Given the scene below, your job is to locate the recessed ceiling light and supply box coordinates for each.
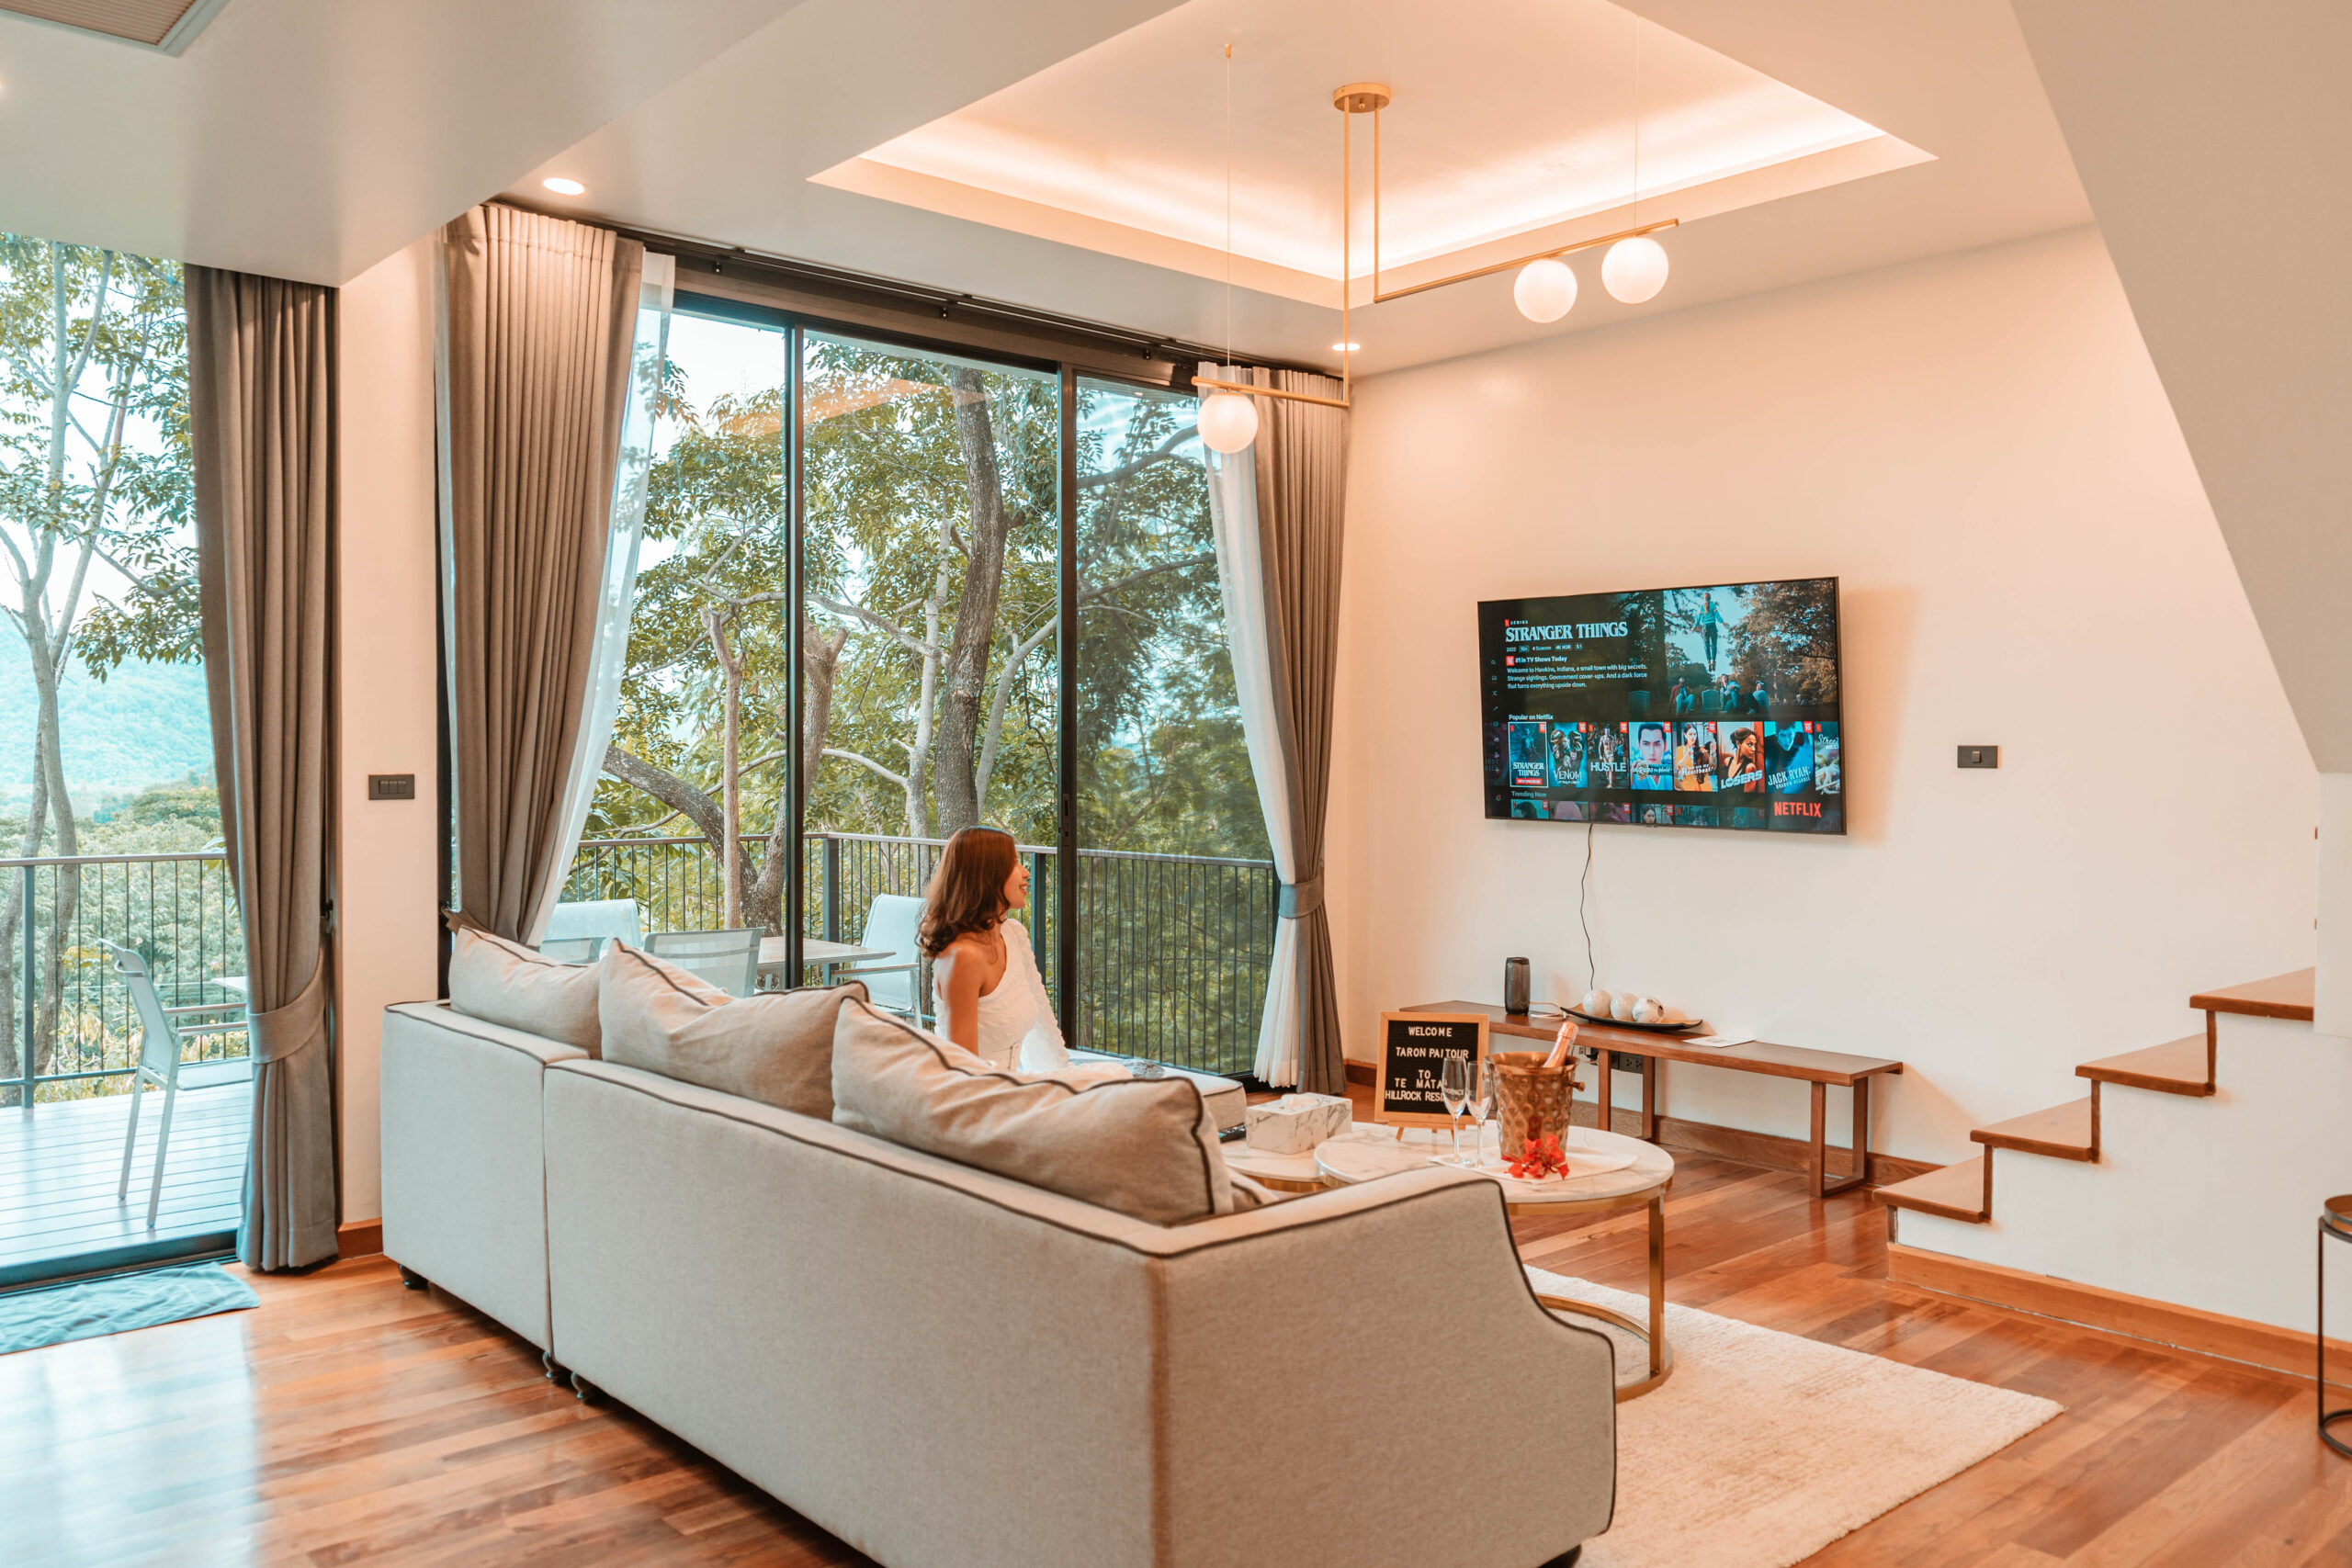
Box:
[542,177,586,197]
[1332,341,1362,352]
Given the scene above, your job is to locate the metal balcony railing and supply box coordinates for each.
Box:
[564,831,1277,1077]
[2,852,251,1108]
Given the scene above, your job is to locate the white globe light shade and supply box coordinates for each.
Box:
[1512,257,1578,322]
[1196,391,1259,454]
[1601,235,1670,304]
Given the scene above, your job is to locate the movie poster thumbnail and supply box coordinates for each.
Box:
[1589,723,1629,789]
[1638,804,1674,826]
[1550,800,1588,822]
[1716,722,1767,792]
[1813,723,1842,795]
[1629,721,1674,791]
[1507,720,1551,792]
[1547,722,1589,789]
[1674,721,1718,792]
[1765,722,1815,795]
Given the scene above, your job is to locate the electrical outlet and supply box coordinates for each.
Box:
[1957,745,1999,770]
[368,773,416,801]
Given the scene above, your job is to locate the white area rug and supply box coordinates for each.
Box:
[1526,1269,2061,1568]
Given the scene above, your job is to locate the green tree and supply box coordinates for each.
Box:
[588,333,1266,949]
[0,236,196,1087]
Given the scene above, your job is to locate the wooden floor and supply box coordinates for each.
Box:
[0,1077,247,1289]
[6,1150,2352,1565]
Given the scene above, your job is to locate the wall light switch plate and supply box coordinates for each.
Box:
[1957,746,1999,770]
[368,773,417,801]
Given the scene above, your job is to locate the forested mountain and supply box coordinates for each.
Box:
[0,648,211,808]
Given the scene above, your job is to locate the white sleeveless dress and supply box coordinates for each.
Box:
[934,918,1070,1073]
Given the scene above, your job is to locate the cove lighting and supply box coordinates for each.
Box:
[542,177,586,196]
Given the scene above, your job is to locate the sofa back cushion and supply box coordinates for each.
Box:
[830,998,1234,1224]
[447,927,603,1055]
[599,942,866,1120]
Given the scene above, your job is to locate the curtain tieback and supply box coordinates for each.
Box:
[248,955,328,1065]
[1278,874,1325,919]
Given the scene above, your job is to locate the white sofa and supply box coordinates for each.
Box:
[380,998,1618,1568]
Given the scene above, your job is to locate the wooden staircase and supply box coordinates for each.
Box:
[1873,970,2308,1225]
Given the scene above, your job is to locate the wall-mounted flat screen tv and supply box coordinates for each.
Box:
[1479,577,1844,834]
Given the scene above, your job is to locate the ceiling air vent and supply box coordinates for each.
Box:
[0,0,230,54]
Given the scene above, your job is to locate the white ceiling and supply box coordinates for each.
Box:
[817,0,1925,303]
[0,0,809,282]
[0,0,2093,378]
[514,0,2091,376]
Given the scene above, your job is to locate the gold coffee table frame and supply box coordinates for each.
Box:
[1513,1184,1673,1402]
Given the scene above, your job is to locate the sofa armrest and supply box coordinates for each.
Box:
[1153,1168,1617,1567]
[380,1000,578,1348]
[385,998,588,1066]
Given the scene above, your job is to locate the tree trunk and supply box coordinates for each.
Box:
[705,610,744,929]
[33,653,77,1080]
[741,615,848,937]
[933,367,1017,836]
[602,742,758,907]
[0,724,51,1100]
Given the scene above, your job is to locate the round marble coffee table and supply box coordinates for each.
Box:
[1317,1124,1677,1400]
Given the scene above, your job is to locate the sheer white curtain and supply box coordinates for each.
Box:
[1204,429,1304,1086]
[526,252,674,944]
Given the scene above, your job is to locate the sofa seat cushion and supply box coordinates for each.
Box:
[448,927,603,1055]
[831,999,1236,1225]
[599,942,867,1120]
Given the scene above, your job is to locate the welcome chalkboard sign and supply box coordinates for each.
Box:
[1374,1012,1491,1129]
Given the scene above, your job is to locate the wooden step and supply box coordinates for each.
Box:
[2077,1034,2214,1097]
[2189,968,2313,1021]
[1872,1156,1990,1223]
[1971,1097,2098,1161]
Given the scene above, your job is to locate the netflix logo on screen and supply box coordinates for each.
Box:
[1773,801,1821,818]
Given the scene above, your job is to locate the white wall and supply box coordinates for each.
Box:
[1329,227,2315,1165]
[335,235,441,1224]
[1903,1010,2352,1336]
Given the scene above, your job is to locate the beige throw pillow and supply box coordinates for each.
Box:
[830,998,1234,1224]
[598,942,867,1121]
[447,927,603,1055]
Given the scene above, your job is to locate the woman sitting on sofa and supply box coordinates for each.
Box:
[923,825,1070,1073]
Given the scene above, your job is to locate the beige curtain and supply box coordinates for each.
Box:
[188,268,340,1272]
[1202,367,1350,1094]
[439,206,646,939]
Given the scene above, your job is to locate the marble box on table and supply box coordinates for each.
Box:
[1243,1092,1352,1155]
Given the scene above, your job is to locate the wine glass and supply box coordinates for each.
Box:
[1464,1064,1497,1167]
[1440,1055,1471,1165]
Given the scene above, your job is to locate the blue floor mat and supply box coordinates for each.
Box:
[0,1262,258,1356]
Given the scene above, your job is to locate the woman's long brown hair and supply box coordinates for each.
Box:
[919,826,1019,958]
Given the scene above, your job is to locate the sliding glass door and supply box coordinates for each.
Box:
[797,333,1062,1008]
[1072,379,1272,1074]
[568,296,1272,1074]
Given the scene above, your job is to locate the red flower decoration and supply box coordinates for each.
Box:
[1508,1133,1569,1179]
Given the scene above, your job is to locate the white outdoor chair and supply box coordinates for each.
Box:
[543,898,641,950]
[837,894,927,1023]
[103,941,251,1229]
[645,928,763,998]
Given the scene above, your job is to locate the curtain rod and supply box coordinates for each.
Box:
[489,198,1327,389]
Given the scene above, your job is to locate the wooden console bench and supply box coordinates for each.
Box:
[1408,1001,1905,1199]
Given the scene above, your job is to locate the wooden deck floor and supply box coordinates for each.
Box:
[5,1148,2351,1564]
[0,1077,247,1289]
